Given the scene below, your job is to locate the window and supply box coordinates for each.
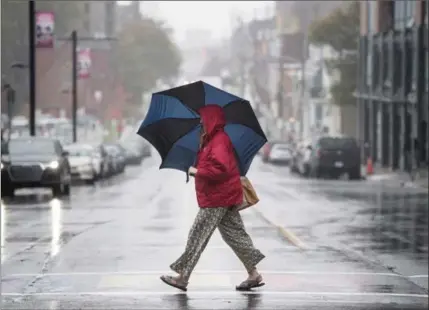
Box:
[425,49,429,92]
[366,45,373,87]
[425,0,428,25]
[392,43,402,90]
[366,1,378,33]
[382,41,389,84]
[393,1,415,30]
[373,45,381,88]
[318,137,358,150]
[404,41,413,95]
[9,139,55,156]
[83,3,90,33]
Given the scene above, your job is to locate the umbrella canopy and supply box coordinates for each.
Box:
[137,81,267,176]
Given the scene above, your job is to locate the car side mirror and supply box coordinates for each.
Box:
[62,150,69,156]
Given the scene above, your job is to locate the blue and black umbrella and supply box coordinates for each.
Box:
[137,81,267,176]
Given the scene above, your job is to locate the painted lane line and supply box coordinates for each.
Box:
[2,291,428,298]
[408,275,429,278]
[2,270,410,278]
[252,208,309,250]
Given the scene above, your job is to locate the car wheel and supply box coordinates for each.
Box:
[63,183,71,196]
[349,167,362,180]
[1,186,15,198]
[311,167,321,179]
[52,184,63,197]
[302,165,310,177]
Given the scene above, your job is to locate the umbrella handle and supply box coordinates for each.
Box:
[186,171,190,183]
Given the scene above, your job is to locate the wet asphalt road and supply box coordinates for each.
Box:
[1,155,428,309]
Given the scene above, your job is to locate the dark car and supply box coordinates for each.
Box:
[104,143,126,174]
[309,136,361,180]
[1,137,71,198]
[123,147,143,165]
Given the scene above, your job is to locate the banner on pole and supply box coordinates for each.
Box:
[77,48,91,79]
[35,12,54,48]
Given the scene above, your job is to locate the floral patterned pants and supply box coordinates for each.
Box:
[170,207,265,279]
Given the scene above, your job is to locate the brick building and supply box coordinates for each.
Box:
[356,0,428,171]
[28,1,129,121]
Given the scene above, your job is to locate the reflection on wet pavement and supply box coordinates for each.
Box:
[1,158,428,309]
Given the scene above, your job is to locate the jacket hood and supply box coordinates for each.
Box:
[199,105,226,139]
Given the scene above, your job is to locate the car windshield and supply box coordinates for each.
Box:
[319,137,358,149]
[66,146,94,157]
[9,139,56,155]
[105,145,119,155]
[273,144,290,151]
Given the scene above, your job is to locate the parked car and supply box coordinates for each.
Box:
[261,140,283,163]
[1,137,71,198]
[265,143,292,165]
[64,144,98,184]
[104,143,126,174]
[120,135,151,160]
[120,142,143,165]
[309,136,361,179]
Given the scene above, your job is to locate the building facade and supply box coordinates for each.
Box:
[356,0,428,171]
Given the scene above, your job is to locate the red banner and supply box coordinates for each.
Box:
[35,12,54,48]
[77,48,91,79]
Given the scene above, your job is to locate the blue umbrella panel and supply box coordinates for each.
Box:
[137,81,267,175]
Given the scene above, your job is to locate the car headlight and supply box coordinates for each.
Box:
[48,160,59,169]
[1,162,3,170]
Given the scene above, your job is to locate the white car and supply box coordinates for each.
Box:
[64,144,98,184]
[268,143,292,164]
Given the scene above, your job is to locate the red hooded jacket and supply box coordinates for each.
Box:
[195,105,243,208]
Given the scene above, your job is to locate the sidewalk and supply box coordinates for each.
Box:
[362,165,428,189]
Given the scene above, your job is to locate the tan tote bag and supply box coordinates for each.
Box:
[235,176,259,212]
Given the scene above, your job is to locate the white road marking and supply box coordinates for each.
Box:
[408,275,429,278]
[2,270,409,278]
[2,291,428,298]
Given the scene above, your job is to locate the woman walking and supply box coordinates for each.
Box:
[160,105,265,291]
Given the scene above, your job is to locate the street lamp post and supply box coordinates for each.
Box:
[57,32,116,143]
[28,0,36,136]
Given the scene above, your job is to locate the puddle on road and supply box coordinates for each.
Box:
[309,187,429,262]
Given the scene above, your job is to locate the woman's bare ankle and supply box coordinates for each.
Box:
[247,268,260,279]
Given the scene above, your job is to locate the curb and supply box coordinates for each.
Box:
[252,208,309,250]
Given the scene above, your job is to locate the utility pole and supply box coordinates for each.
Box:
[58,33,116,143]
[71,31,78,143]
[28,0,36,136]
[299,34,308,139]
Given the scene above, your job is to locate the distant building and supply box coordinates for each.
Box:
[30,1,128,121]
[116,1,141,33]
[355,0,428,170]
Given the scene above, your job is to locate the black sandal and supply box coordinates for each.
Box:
[160,275,188,292]
[235,275,265,291]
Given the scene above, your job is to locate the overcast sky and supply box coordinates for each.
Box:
[119,1,273,42]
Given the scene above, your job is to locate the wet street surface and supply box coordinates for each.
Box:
[1,156,428,309]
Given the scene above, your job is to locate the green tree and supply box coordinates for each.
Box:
[308,1,360,107]
[114,18,182,105]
